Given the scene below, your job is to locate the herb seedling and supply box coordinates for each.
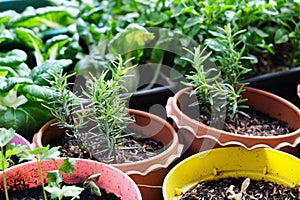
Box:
[0,128,27,200]
[81,55,136,163]
[182,24,251,125]
[20,145,101,200]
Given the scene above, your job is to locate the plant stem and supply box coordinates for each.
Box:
[36,159,48,200]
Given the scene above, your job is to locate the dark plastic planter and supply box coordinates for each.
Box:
[0,0,52,12]
[125,65,180,119]
[243,66,300,108]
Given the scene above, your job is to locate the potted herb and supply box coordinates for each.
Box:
[0,145,142,199]
[32,56,183,200]
[166,24,300,157]
[163,147,300,199]
[169,0,300,108]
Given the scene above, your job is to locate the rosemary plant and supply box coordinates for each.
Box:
[44,70,86,135]
[81,56,136,163]
[182,24,251,124]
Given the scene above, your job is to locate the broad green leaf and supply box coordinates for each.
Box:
[248,26,269,38]
[10,6,77,29]
[27,146,49,156]
[14,63,31,77]
[184,17,203,29]
[60,185,84,198]
[59,157,76,174]
[30,59,72,85]
[21,85,59,101]
[47,170,63,185]
[108,23,154,60]
[0,128,15,147]
[45,35,70,60]
[0,29,14,44]
[40,146,61,160]
[0,77,33,93]
[0,49,27,66]
[171,5,195,17]
[14,27,43,51]
[5,144,27,158]
[44,186,63,200]
[147,12,169,26]
[0,101,53,138]
[262,5,279,15]
[274,28,289,44]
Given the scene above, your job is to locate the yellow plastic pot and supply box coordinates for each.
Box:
[163,147,300,200]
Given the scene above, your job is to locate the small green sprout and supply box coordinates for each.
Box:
[0,128,27,200]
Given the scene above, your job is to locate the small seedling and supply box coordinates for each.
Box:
[20,146,101,200]
[226,177,250,200]
[0,128,27,200]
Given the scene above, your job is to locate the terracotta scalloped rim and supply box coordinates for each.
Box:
[177,125,300,150]
[166,89,300,150]
[119,144,183,176]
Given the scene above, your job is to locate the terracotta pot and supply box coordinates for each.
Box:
[32,109,183,200]
[0,158,142,199]
[166,86,300,156]
[163,147,300,199]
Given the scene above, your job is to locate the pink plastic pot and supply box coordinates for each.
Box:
[0,158,142,199]
[8,133,32,150]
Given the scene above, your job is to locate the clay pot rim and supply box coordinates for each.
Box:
[32,109,183,176]
[170,86,300,139]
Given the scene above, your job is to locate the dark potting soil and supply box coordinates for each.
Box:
[180,177,299,200]
[48,129,165,164]
[198,107,294,136]
[0,184,120,200]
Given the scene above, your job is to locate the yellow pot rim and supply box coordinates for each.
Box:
[163,147,300,200]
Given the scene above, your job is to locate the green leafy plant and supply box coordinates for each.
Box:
[0,128,27,200]
[44,55,137,163]
[81,56,136,163]
[19,145,101,200]
[0,49,72,138]
[182,24,251,124]
[171,0,300,74]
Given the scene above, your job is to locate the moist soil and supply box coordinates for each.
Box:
[198,107,294,136]
[1,184,120,200]
[180,177,299,200]
[48,129,165,164]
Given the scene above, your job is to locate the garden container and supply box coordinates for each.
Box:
[32,109,183,200]
[163,147,300,199]
[0,158,142,199]
[244,66,300,108]
[166,86,300,156]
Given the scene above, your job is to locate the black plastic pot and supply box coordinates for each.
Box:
[0,0,52,12]
[125,65,180,119]
[243,66,300,108]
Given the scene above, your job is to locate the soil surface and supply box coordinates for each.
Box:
[48,129,165,164]
[180,177,299,200]
[1,184,120,200]
[198,107,294,136]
